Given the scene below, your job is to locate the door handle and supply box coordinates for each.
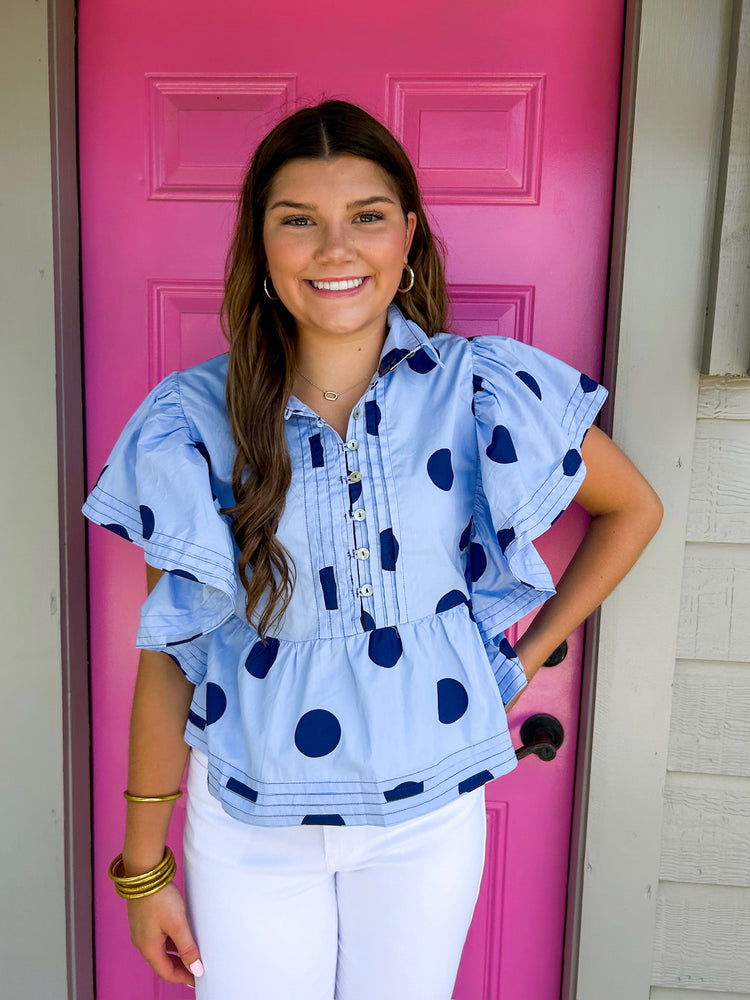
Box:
[543,639,568,666]
[515,713,565,762]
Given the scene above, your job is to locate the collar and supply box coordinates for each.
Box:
[376,304,444,376]
[284,305,444,419]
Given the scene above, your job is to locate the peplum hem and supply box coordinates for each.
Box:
[185,733,517,827]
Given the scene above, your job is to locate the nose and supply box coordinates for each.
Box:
[314,222,356,264]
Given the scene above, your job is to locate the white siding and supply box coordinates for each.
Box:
[653,378,750,997]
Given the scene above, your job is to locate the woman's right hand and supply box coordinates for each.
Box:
[126,882,203,987]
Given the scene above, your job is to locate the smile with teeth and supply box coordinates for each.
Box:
[309,277,366,291]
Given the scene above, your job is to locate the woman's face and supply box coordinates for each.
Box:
[262,155,417,347]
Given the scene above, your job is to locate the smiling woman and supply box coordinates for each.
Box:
[82,99,662,1000]
[263,156,417,434]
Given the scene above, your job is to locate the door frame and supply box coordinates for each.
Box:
[30,1,726,996]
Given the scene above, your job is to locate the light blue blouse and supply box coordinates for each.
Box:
[83,305,607,827]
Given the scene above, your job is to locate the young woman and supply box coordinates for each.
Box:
[83,100,662,999]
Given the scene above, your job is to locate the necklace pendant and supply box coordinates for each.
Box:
[323,391,339,401]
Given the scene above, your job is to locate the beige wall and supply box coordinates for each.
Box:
[575,3,734,997]
[0,1,68,996]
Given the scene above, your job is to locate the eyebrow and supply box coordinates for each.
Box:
[268,195,398,212]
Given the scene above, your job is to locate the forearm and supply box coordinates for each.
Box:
[122,648,194,875]
[507,425,662,708]
[512,506,657,686]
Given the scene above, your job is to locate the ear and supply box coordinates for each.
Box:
[404,211,417,259]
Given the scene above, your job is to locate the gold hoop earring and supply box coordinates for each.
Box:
[263,276,279,301]
[397,264,415,294]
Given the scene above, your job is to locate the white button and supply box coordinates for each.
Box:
[346,439,359,451]
[360,584,374,597]
[348,471,362,483]
[356,547,370,560]
[352,407,362,420]
[352,508,366,521]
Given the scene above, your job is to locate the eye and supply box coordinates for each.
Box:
[282,216,313,227]
[356,211,384,223]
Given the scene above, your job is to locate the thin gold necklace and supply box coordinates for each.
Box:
[296,368,371,401]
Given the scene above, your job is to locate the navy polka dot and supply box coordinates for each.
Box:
[380,528,399,571]
[562,449,582,476]
[193,440,212,475]
[427,449,454,490]
[319,566,338,610]
[94,465,109,488]
[167,568,199,582]
[361,610,376,632]
[459,518,472,552]
[188,710,206,730]
[458,770,493,794]
[437,678,469,724]
[365,400,381,435]
[384,781,424,802]
[295,710,342,757]
[407,348,437,373]
[226,776,258,802]
[516,370,542,399]
[472,374,484,393]
[580,373,599,393]
[498,636,516,659]
[349,480,362,505]
[378,348,409,374]
[139,505,155,540]
[245,638,280,678]
[496,526,516,553]
[103,523,132,542]
[469,542,487,582]
[166,653,186,675]
[206,682,227,725]
[436,590,468,614]
[486,425,518,464]
[309,433,324,468]
[368,627,403,668]
[301,814,346,826]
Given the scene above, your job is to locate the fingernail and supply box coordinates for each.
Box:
[190,960,205,977]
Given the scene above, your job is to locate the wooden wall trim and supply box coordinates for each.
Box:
[49,0,94,997]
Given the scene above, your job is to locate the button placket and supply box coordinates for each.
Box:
[344,448,373,607]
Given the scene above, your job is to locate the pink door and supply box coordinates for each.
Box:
[79,2,623,997]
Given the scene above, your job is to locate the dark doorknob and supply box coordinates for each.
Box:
[515,713,565,762]
[543,639,568,666]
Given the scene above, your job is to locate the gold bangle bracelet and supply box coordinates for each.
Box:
[108,846,177,899]
[123,789,182,803]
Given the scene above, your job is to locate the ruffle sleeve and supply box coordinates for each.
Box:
[468,336,608,695]
[82,372,237,672]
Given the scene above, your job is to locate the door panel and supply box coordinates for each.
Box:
[78,3,623,997]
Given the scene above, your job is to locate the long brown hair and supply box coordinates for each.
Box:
[221,100,448,636]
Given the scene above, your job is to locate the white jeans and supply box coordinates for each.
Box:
[183,749,487,1000]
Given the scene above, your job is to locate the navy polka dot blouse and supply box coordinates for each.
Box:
[83,305,607,827]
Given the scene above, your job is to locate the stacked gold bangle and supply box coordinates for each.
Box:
[109,788,183,898]
[108,846,177,899]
